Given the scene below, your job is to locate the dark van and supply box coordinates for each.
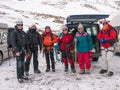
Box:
[66,14,109,61]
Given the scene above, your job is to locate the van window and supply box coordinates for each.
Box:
[2,32,7,41]
[92,26,97,36]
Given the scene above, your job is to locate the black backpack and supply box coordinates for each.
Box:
[7,27,15,48]
[107,27,119,46]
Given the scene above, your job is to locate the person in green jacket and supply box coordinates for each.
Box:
[74,23,93,74]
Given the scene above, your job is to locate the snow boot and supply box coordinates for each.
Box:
[46,69,50,72]
[64,64,68,72]
[52,69,55,72]
[34,69,41,74]
[85,69,90,74]
[25,71,29,76]
[22,76,29,80]
[99,69,108,74]
[79,70,85,74]
[18,78,23,83]
[71,65,76,73]
[107,71,114,76]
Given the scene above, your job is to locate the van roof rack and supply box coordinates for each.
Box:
[67,14,109,24]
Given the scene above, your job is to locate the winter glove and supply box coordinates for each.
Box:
[25,52,31,59]
[100,38,107,44]
[16,52,20,56]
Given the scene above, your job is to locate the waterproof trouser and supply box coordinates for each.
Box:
[25,50,39,72]
[61,51,74,68]
[78,52,91,70]
[101,47,114,71]
[16,51,25,79]
[44,50,55,70]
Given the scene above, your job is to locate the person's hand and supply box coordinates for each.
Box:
[16,52,20,56]
[100,38,107,43]
[25,52,31,58]
[60,36,62,39]
[74,38,77,42]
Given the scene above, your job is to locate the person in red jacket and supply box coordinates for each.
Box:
[58,26,76,73]
[97,21,117,76]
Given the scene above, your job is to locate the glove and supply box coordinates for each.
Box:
[100,38,107,43]
[25,53,31,58]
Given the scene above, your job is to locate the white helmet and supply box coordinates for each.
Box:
[16,18,23,25]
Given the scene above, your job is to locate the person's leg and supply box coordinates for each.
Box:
[84,52,91,74]
[68,52,76,73]
[50,50,55,72]
[61,51,68,72]
[24,52,32,74]
[45,51,50,72]
[99,50,108,74]
[106,47,114,76]
[78,52,85,74]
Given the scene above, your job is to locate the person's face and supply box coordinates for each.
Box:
[62,28,68,34]
[45,28,50,32]
[102,24,108,30]
[17,24,23,30]
[78,27,83,33]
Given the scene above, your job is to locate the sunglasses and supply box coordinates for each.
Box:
[17,24,23,26]
[63,29,68,31]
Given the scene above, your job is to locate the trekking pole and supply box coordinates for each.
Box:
[8,47,11,66]
[74,39,81,80]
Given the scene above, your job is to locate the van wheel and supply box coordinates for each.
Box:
[92,57,99,61]
[0,52,3,65]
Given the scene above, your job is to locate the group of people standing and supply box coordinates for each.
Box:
[10,19,117,83]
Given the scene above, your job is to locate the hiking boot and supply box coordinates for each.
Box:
[107,71,114,76]
[79,70,85,74]
[18,78,23,83]
[46,69,50,72]
[99,69,108,74]
[25,71,29,76]
[22,76,29,80]
[34,69,41,74]
[71,65,76,73]
[64,64,68,72]
[85,69,90,74]
[52,69,55,72]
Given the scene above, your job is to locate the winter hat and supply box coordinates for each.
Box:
[78,23,84,30]
[45,26,51,30]
[102,21,112,31]
[62,25,68,31]
[29,24,37,32]
[45,26,51,34]
[16,18,23,25]
[102,21,109,25]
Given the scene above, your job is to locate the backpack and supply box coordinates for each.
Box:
[7,27,15,48]
[107,27,119,46]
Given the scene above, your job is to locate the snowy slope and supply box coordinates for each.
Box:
[0,0,120,30]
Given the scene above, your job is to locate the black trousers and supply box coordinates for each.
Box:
[25,50,39,72]
[44,50,55,70]
[16,51,25,79]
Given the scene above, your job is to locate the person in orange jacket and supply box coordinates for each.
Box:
[98,21,117,76]
[42,26,57,72]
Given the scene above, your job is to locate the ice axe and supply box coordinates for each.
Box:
[74,38,81,80]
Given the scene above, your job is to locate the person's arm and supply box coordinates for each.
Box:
[38,33,42,52]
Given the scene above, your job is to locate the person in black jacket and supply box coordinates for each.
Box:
[11,19,29,83]
[25,24,42,76]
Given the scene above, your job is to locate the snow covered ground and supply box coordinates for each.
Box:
[0,53,120,90]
